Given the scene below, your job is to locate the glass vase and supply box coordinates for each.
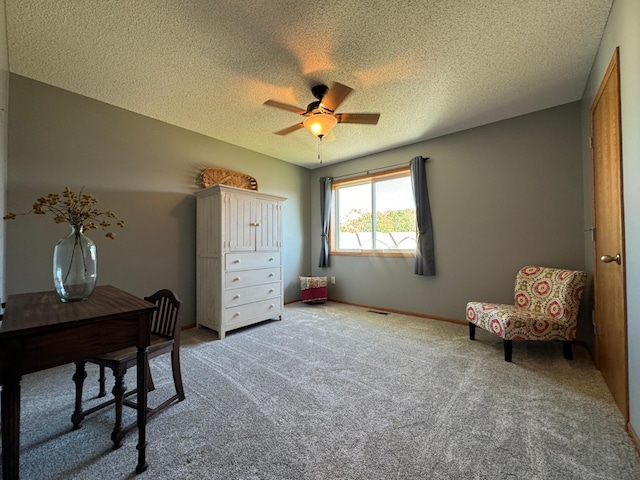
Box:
[53,225,97,302]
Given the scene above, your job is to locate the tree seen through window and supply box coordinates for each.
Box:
[333,171,416,252]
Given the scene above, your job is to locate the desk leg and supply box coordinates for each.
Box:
[2,380,21,480]
[135,346,148,474]
[71,361,87,429]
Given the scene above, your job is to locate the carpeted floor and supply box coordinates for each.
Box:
[10,301,640,479]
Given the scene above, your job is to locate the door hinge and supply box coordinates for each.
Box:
[584,227,595,242]
[590,136,594,148]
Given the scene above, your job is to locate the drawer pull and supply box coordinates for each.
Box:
[234,312,241,317]
[233,259,241,264]
[254,222,261,227]
[268,273,274,277]
[268,289,274,293]
[233,277,240,282]
[269,304,274,309]
[268,257,274,261]
[234,294,241,299]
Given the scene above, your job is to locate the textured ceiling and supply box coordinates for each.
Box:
[5,0,612,169]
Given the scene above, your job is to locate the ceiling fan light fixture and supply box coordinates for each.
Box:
[303,113,337,138]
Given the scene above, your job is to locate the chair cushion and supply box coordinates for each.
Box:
[466,302,577,341]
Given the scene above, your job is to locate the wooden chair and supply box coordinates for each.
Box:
[71,289,185,448]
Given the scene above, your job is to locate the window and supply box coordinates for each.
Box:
[331,167,416,256]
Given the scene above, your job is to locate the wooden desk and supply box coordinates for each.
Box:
[0,285,155,479]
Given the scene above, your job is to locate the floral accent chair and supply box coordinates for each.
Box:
[466,266,587,362]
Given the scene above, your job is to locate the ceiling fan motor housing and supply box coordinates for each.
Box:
[311,84,329,100]
[307,85,329,113]
[306,100,322,114]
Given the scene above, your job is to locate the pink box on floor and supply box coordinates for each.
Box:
[299,276,328,304]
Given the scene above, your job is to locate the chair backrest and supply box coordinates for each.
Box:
[513,266,587,323]
[144,289,182,338]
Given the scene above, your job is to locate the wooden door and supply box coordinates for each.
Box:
[591,48,628,420]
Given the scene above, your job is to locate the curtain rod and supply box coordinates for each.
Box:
[328,161,412,181]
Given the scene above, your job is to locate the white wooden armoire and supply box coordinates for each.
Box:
[195,184,286,339]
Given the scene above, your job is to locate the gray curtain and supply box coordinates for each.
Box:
[410,156,435,276]
[318,177,333,268]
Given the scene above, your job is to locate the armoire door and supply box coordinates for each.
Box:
[254,198,282,252]
[225,194,255,251]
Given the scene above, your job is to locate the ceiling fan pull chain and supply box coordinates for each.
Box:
[318,136,323,164]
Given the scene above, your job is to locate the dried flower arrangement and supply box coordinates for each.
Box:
[3,187,124,238]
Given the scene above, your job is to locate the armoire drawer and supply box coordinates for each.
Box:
[226,252,280,271]
[225,267,280,289]
[225,298,282,325]
[224,283,281,307]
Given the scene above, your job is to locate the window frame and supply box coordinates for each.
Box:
[330,167,415,258]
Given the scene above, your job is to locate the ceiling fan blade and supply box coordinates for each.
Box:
[321,82,353,112]
[274,123,305,135]
[263,99,307,115]
[336,113,380,125]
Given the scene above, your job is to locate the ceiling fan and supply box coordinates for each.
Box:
[263,82,380,139]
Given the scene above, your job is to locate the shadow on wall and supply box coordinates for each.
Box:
[577,274,595,352]
[5,189,196,326]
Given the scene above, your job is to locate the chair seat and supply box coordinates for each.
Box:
[88,334,173,365]
[466,301,577,341]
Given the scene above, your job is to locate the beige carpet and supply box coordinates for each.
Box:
[12,301,640,479]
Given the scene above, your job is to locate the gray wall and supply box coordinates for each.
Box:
[0,0,8,302]
[581,0,640,436]
[6,75,310,326]
[310,102,586,327]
